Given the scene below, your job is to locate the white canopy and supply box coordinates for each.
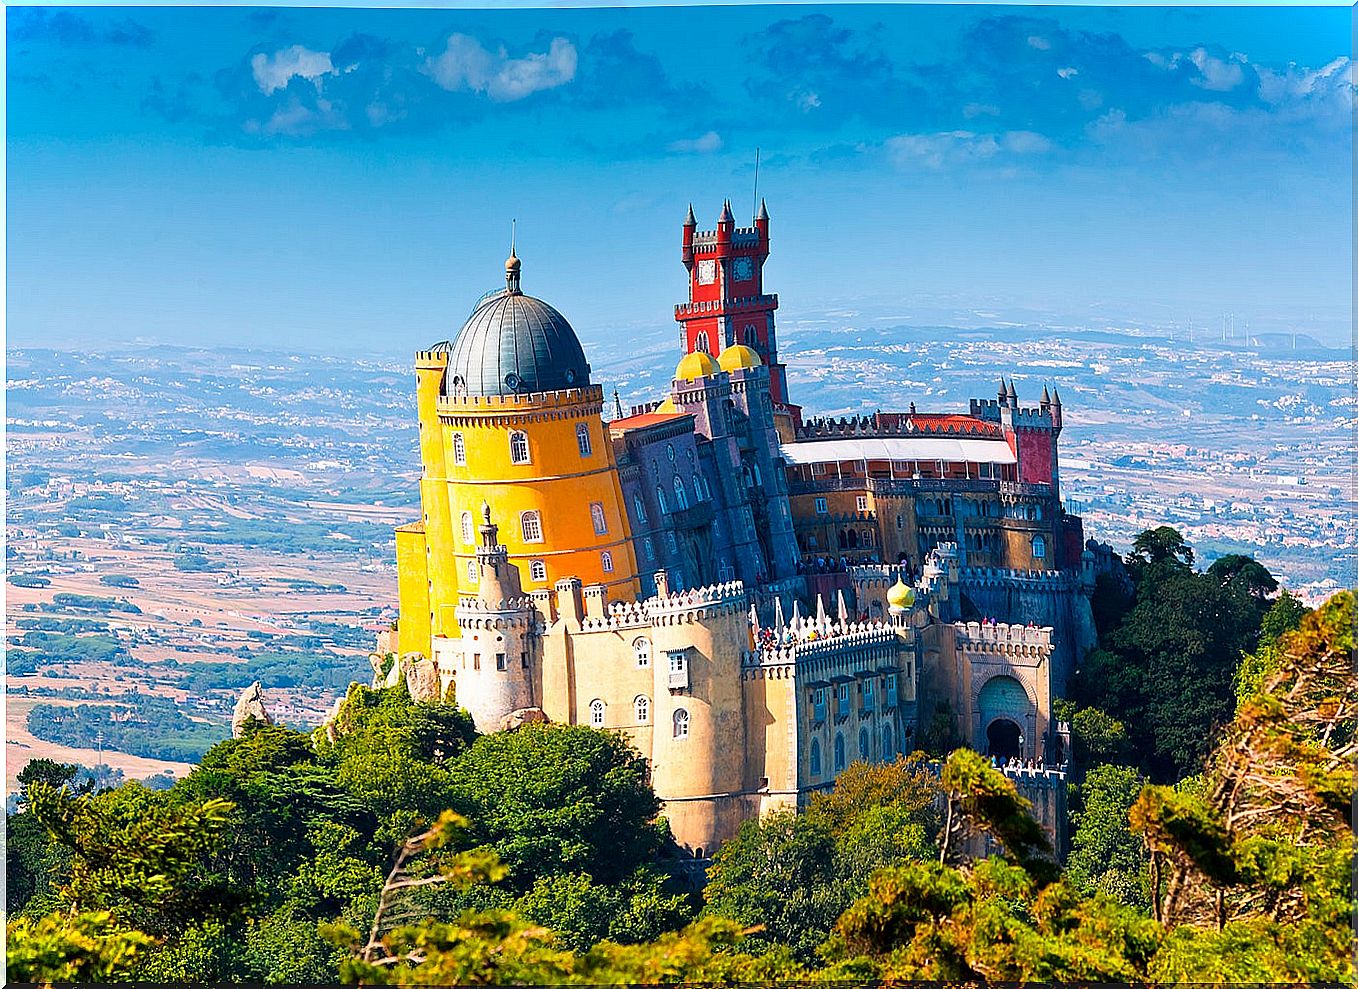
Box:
[781,436,1017,466]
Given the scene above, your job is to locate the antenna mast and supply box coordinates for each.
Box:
[752,147,761,221]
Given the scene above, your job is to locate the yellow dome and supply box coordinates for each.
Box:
[886,577,915,611]
[717,344,763,372]
[655,397,677,413]
[675,351,718,381]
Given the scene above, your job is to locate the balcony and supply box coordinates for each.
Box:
[668,668,690,690]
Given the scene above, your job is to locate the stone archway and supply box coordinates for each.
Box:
[986,718,1022,760]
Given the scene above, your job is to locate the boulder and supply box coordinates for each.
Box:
[231,680,273,738]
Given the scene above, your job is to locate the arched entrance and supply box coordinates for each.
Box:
[987,718,1022,760]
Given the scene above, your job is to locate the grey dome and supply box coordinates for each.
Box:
[443,260,591,398]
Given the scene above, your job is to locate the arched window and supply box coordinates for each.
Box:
[633,494,648,524]
[859,727,870,762]
[576,422,593,457]
[461,511,474,544]
[883,723,895,759]
[520,510,543,542]
[633,637,650,667]
[744,324,758,346]
[656,485,669,514]
[634,695,650,724]
[590,502,608,535]
[1034,504,1043,520]
[509,430,531,465]
[589,699,605,728]
[530,559,546,582]
[692,473,706,501]
[452,432,466,466]
[809,738,822,777]
[673,708,690,739]
[673,476,688,511]
[833,733,846,771]
[695,331,710,355]
[466,559,477,582]
[1032,535,1046,559]
[643,536,655,561]
[601,551,614,573]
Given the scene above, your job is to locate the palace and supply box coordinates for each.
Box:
[386,201,1102,855]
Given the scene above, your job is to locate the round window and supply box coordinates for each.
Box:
[505,372,521,391]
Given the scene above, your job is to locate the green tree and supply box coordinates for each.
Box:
[1129,525,1194,578]
[443,723,663,888]
[703,757,939,961]
[1065,764,1149,910]
[1206,553,1278,600]
[1131,592,1354,982]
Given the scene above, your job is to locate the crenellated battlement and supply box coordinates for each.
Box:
[959,566,1074,587]
[674,294,778,319]
[648,579,748,625]
[437,384,604,417]
[954,620,1054,651]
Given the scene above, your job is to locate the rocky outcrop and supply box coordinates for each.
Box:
[232,680,273,738]
[498,707,549,732]
[400,653,441,703]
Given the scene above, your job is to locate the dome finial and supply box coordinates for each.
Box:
[505,219,522,294]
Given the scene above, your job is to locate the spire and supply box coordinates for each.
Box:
[836,589,849,626]
[773,596,786,630]
[505,222,522,295]
[684,203,696,227]
[1007,378,1018,401]
[1052,387,1062,406]
[478,502,499,551]
[1041,385,1051,405]
[757,197,769,221]
[815,593,827,627]
[998,378,1008,404]
[719,198,734,224]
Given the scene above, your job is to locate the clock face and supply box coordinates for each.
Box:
[697,259,717,285]
[732,256,754,282]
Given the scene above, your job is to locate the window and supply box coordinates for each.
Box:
[809,738,822,776]
[673,708,690,738]
[509,430,531,465]
[466,559,477,582]
[633,637,650,667]
[521,510,543,542]
[1032,535,1046,559]
[673,476,688,510]
[837,683,849,712]
[589,699,605,727]
[834,733,846,771]
[859,727,870,761]
[643,536,655,561]
[666,531,678,555]
[601,551,614,573]
[452,432,466,466]
[656,485,669,514]
[461,511,474,544]
[530,559,547,582]
[633,494,648,524]
[692,474,706,501]
[896,514,904,530]
[813,688,826,722]
[695,331,710,355]
[576,422,593,457]
[815,497,828,514]
[885,674,898,706]
[634,695,650,724]
[883,724,895,759]
[856,495,869,512]
[496,653,507,671]
[590,502,608,535]
[863,679,875,711]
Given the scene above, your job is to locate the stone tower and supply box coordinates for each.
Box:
[448,504,539,733]
[677,199,793,411]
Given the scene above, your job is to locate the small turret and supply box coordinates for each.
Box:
[505,249,522,295]
[717,199,733,247]
[1007,379,1018,403]
[1040,385,1051,411]
[998,378,1008,405]
[682,204,697,266]
[755,198,770,250]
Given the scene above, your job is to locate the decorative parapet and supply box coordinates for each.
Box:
[578,597,652,633]
[959,565,1074,587]
[649,579,748,625]
[954,621,1054,654]
[436,384,604,419]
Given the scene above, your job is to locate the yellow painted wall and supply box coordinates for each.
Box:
[438,385,640,601]
[394,523,431,656]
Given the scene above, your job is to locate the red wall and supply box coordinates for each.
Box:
[1016,429,1054,485]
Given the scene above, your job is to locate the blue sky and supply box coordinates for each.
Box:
[7,4,1352,354]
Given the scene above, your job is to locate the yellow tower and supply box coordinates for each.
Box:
[396,251,640,658]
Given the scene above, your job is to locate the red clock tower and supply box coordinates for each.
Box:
[677,199,795,411]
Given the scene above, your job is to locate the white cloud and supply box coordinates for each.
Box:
[668,131,723,154]
[962,102,1001,119]
[885,129,1052,169]
[1189,47,1245,91]
[1027,35,1051,51]
[251,45,335,96]
[1057,66,1078,80]
[424,34,576,102]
